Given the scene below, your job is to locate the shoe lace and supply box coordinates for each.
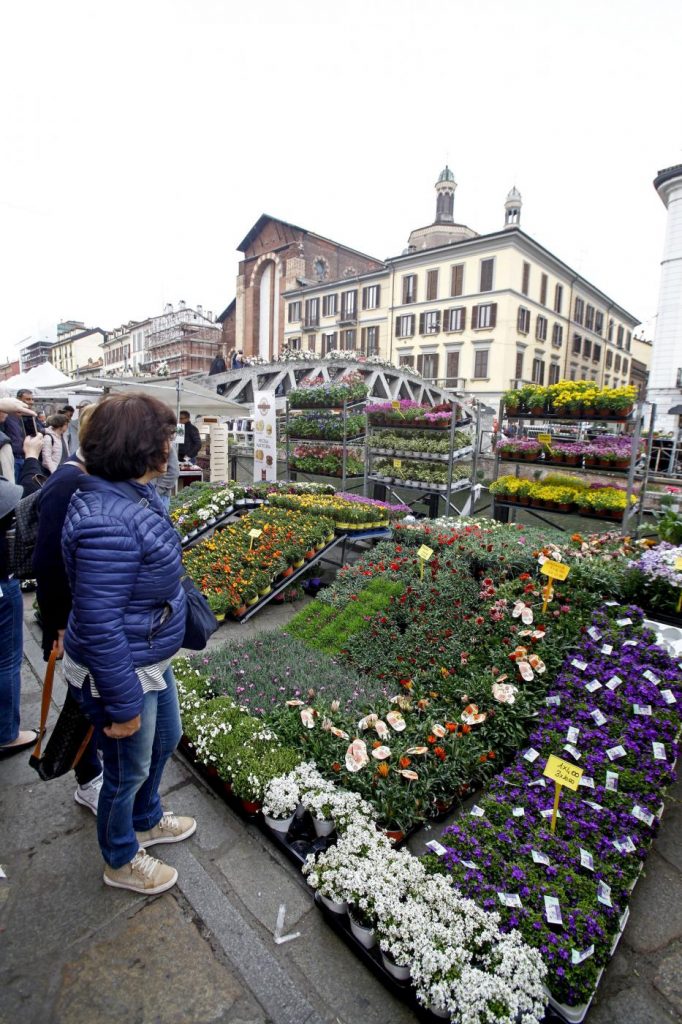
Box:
[158,811,179,830]
[131,850,161,879]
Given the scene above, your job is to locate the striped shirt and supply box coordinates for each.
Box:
[62,652,171,697]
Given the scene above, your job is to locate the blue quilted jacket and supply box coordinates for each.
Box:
[62,476,186,722]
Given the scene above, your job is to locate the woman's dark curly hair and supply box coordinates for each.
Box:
[82,393,177,481]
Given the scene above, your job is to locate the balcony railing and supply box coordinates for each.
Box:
[302,318,319,330]
[337,308,357,325]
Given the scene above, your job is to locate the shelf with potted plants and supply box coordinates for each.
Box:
[285,375,369,490]
[492,381,644,535]
[366,400,476,502]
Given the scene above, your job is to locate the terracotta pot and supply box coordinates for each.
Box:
[563,455,580,466]
[530,405,545,416]
[582,405,596,418]
[383,828,405,843]
[585,456,597,467]
[240,798,262,815]
[234,604,248,617]
[530,499,543,508]
[556,502,572,512]
[304,549,317,560]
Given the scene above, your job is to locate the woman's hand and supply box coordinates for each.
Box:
[0,397,36,416]
[104,715,141,739]
[52,630,65,658]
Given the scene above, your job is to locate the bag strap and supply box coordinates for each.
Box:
[32,648,58,761]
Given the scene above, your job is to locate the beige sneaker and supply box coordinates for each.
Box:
[103,849,177,894]
[136,811,197,849]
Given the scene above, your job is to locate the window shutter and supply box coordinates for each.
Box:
[490,304,497,328]
[419,312,425,335]
[362,287,367,309]
[375,284,381,306]
[471,305,479,329]
[410,315,415,335]
[435,311,441,332]
[460,308,466,330]
[417,354,424,374]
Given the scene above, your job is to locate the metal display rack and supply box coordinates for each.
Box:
[284,398,366,492]
[366,399,482,518]
[490,398,654,536]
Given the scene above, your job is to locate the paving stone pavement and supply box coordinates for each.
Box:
[1,595,681,1024]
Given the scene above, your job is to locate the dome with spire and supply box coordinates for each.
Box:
[506,185,522,202]
[437,165,455,184]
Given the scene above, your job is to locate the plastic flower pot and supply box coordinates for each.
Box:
[313,817,335,837]
[349,914,377,949]
[318,894,348,914]
[281,566,295,578]
[240,798,262,815]
[264,811,295,834]
[380,951,411,981]
[246,595,260,607]
[293,558,305,569]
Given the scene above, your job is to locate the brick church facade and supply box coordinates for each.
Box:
[218,215,382,361]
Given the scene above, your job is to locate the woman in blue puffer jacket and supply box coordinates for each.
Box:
[63,392,197,896]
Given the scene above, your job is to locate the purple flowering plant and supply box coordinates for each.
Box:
[431,605,681,1007]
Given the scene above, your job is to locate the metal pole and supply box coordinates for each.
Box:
[445,399,456,516]
[341,399,347,492]
[285,399,291,483]
[636,403,657,533]
[622,399,644,538]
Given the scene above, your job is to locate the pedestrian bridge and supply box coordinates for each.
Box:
[189,357,489,417]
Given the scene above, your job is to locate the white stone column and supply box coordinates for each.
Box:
[650,165,682,433]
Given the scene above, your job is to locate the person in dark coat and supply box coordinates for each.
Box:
[177,409,201,462]
[32,405,102,810]
[0,434,46,756]
[4,389,43,483]
[208,353,226,376]
[62,393,196,895]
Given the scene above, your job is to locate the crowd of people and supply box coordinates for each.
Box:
[0,388,197,895]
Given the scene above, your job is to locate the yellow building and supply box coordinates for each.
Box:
[51,324,107,378]
[282,169,643,403]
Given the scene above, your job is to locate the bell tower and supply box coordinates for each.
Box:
[435,165,456,224]
[504,185,522,228]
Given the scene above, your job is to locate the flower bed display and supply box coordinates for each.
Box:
[267,492,394,529]
[496,435,636,470]
[173,518,682,1023]
[335,491,411,519]
[490,475,637,519]
[367,400,455,429]
[372,458,470,489]
[182,506,334,613]
[369,428,472,459]
[170,482,237,536]
[626,543,682,622]
[289,444,364,478]
[288,374,368,408]
[287,411,366,441]
[502,381,636,419]
[429,605,681,1016]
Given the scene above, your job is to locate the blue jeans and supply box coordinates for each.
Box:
[13,458,24,485]
[69,667,182,868]
[0,578,23,745]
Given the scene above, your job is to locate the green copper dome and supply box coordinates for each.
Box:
[437,165,455,184]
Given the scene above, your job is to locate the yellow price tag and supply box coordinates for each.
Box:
[543,754,584,835]
[249,529,263,539]
[417,545,434,561]
[540,560,570,581]
[543,754,583,791]
[537,433,552,444]
[675,557,682,570]
[391,400,401,411]
[393,459,402,469]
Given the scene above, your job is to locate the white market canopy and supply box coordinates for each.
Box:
[73,375,247,418]
[3,361,73,391]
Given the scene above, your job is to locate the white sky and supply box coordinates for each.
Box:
[1,0,681,362]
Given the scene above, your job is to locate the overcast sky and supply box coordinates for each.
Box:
[1,0,681,362]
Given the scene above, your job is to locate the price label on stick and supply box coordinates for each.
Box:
[391,400,401,411]
[540,560,570,581]
[543,754,584,835]
[248,528,262,549]
[540,560,569,614]
[417,544,433,580]
[675,557,682,570]
[537,433,552,444]
[393,458,402,469]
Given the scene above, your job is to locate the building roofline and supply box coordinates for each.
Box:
[217,298,236,323]
[654,164,682,192]
[237,213,382,264]
[282,266,387,298]
[385,226,640,326]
